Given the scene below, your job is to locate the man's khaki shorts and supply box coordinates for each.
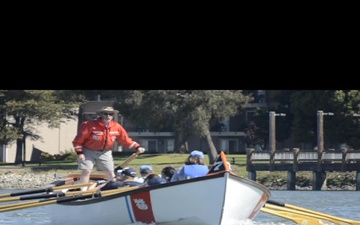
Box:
[78,148,114,171]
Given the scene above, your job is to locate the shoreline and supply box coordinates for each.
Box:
[0,168,356,191]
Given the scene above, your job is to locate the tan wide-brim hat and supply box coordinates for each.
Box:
[96,106,115,114]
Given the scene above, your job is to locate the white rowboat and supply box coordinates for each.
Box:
[0,152,270,225]
[46,152,270,225]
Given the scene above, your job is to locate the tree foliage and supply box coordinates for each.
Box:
[0,90,86,164]
[244,111,268,150]
[241,90,360,150]
[330,90,360,148]
[242,90,294,150]
[290,90,360,149]
[113,90,252,162]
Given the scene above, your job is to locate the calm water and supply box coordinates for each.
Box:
[0,189,359,225]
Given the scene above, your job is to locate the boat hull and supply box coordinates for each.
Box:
[47,172,270,225]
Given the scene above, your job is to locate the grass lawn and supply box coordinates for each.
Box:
[0,153,290,180]
[1,153,354,189]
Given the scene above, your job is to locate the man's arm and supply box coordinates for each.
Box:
[72,121,91,155]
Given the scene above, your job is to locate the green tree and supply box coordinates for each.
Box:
[242,90,293,150]
[289,90,360,149]
[0,90,85,164]
[290,90,335,147]
[330,90,360,148]
[113,90,252,163]
[268,90,295,144]
[243,110,268,150]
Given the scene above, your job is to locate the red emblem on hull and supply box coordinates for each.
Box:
[130,191,156,223]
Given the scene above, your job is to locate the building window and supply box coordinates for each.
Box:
[246,111,256,123]
[220,139,238,154]
[140,139,158,153]
[257,90,265,103]
[165,139,175,153]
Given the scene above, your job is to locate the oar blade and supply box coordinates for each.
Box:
[284,203,359,225]
[266,201,359,225]
[261,207,331,225]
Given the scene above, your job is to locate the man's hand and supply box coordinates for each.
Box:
[78,154,85,161]
[136,147,146,154]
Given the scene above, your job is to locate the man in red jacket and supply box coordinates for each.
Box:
[72,106,145,187]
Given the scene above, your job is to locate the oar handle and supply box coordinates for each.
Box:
[0,188,48,198]
[114,153,139,173]
[0,192,65,203]
[0,194,98,213]
[54,194,95,203]
[0,190,96,210]
[52,182,94,191]
[0,182,93,199]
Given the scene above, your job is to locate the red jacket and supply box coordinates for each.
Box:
[72,118,140,154]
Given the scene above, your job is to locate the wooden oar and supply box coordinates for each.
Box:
[114,152,139,173]
[267,200,360,225]
[265,202,360,225]
[0,184,97,203]
[66,153,140,181]
[0,182,93,198]
[0,194,96,213]
[0,188,103,209]
[0,192,66,203]
[100,186,140,196]
[261,207,333,225]
[0,185,141,213]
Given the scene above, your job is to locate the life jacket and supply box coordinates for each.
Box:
[183,165,208,179]
[72,118,139,153]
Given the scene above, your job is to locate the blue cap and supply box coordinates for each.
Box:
[140,165,153,174]
[147,177,167,186]
[190,150,204,159]
[121,167,137,177]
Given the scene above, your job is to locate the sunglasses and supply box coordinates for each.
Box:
[102,113,114,116]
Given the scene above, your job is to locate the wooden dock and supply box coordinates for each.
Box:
[246,148,360,191]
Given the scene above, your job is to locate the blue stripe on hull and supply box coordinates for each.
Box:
[125,195,135,223]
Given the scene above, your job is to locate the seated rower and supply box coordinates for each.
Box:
[89,167,143,191]
[161,166,176,182]
[170,150,208,182]
[143,174,167,186]
[134,165,154,183]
